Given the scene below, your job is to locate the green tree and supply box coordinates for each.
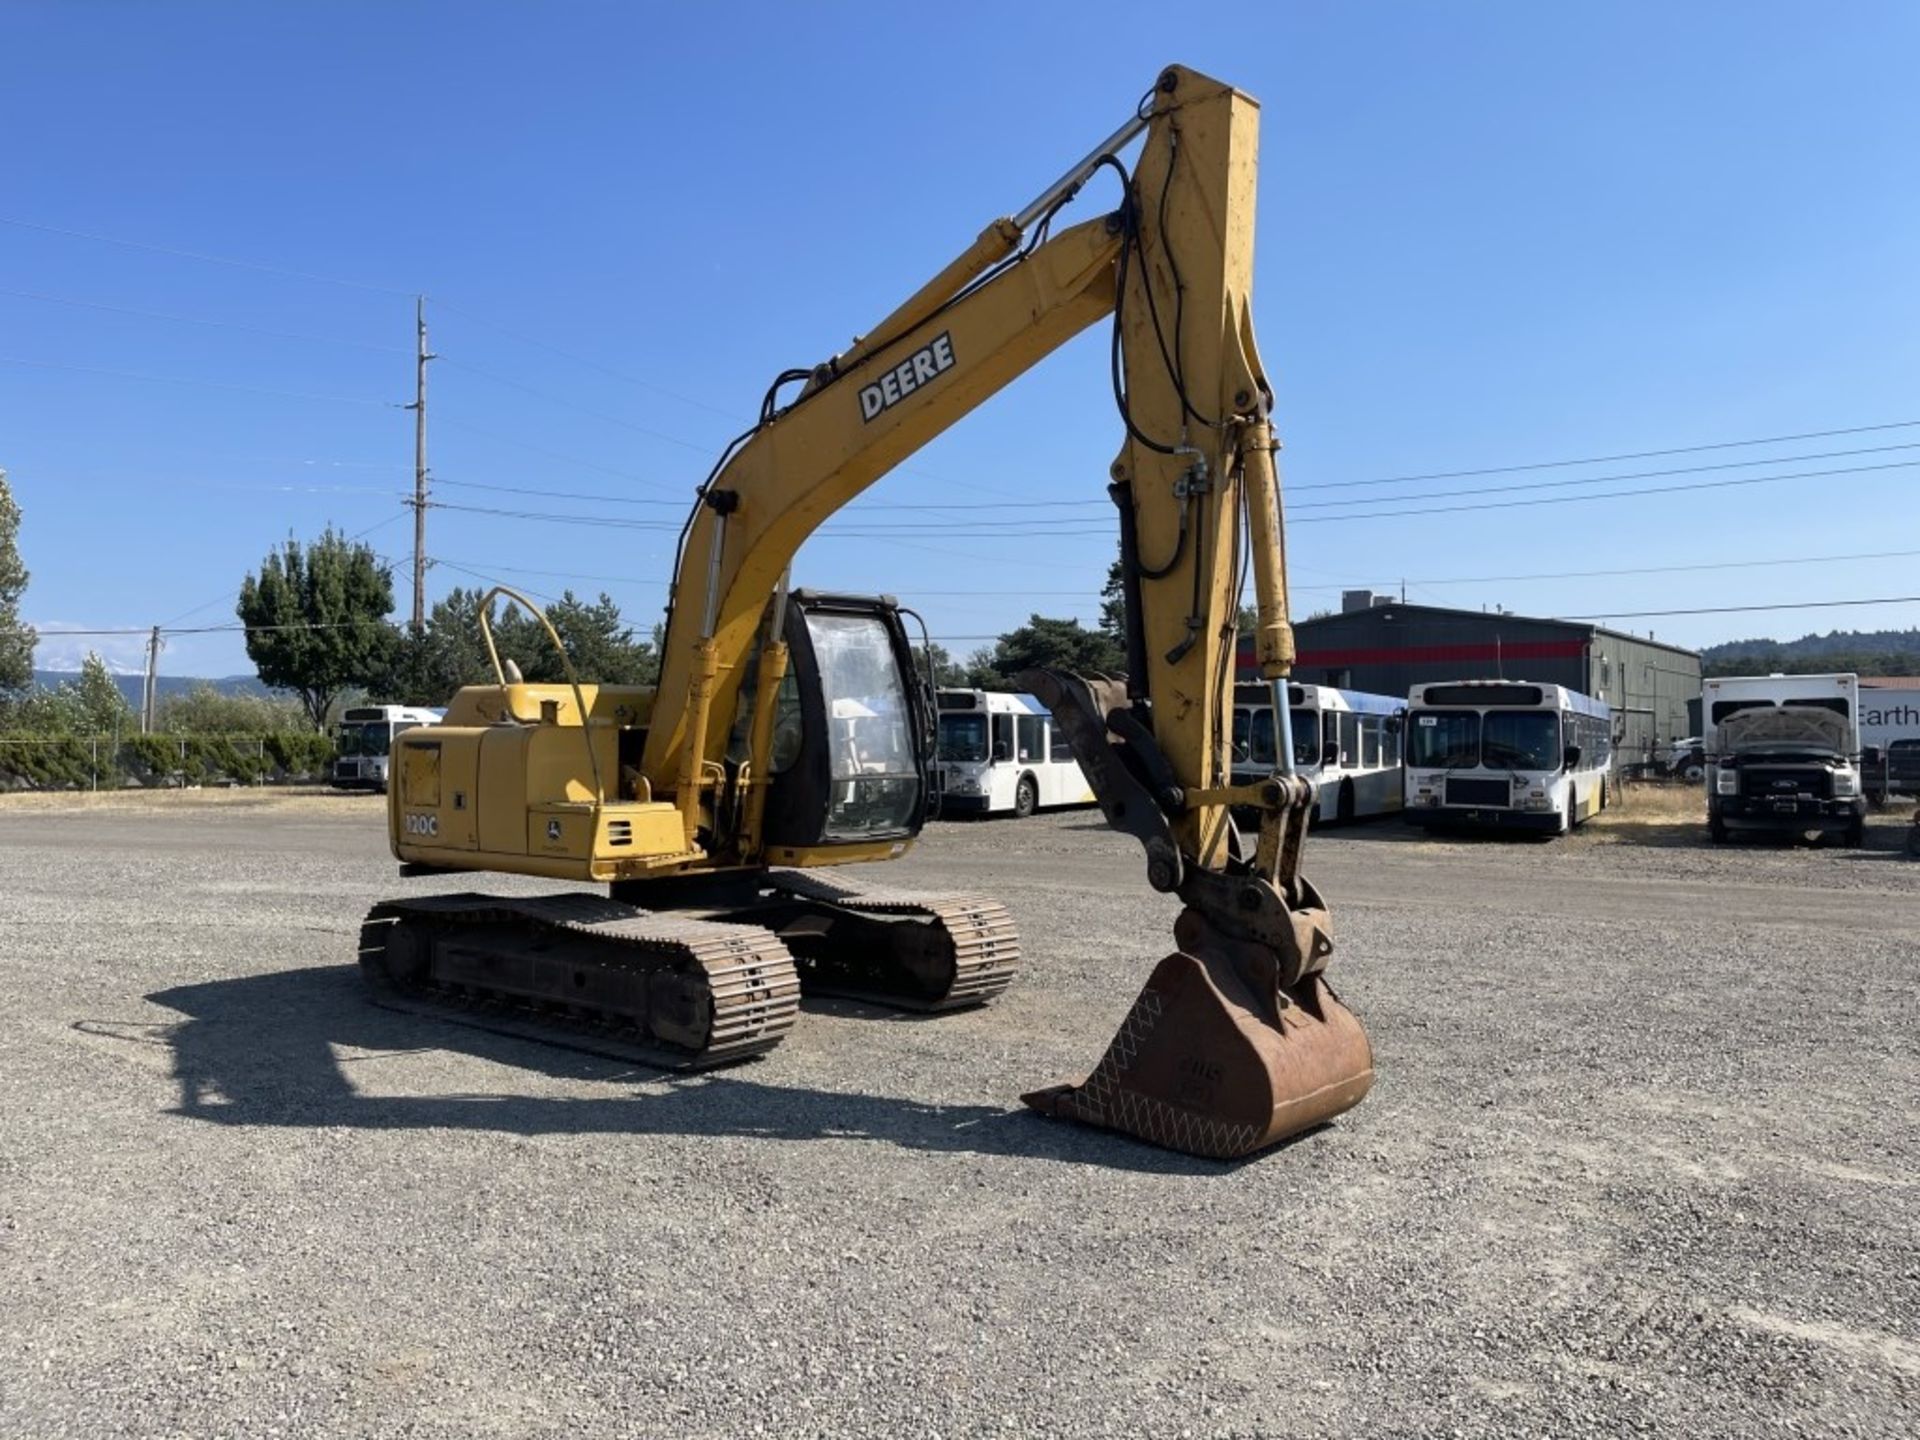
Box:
[380,587,659,704]
[157,683,310,735]
[236,529,401,730]
[1100,559,1256,652]
[0,468,33,693]
[910,641,966,689]
[72,653,131,736]
[960,647,1007,691]
[984,614,1125,683]
[1099,559,1127,643]
[495,591,658,686]
[378,587,495,705]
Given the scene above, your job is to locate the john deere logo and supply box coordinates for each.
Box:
[546,819,563,842]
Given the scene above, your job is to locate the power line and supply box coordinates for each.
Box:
[38,619,399,638]
[0,286,408,353]
[1367,545,1920,591]
[1290,441,1920,512]
[430,556,667,588]
[431,475,1109,513]
[1294,418,1920,492]
[432,416,681,490]
[1290,457,1920,525]
[0,214,413,296]
[428,454,1920,535]
[432,297,743,421]
[154,511,413,628]
[0,355,392,407]
[1559,595,1920,622]
[437,356,724,455]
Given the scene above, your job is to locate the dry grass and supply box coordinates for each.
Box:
[1598,781,1705,827]
[0,785,376,817]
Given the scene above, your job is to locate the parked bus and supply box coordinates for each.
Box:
[332,704,443,792]
[1231,681,1406,823]
[933,689,1094,818]
[1402,680,1612,834]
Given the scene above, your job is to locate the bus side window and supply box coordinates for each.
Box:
[1016,714,1042,763]
[1360,717,1381,768]
[1323,712,1339,759]
[1340,713,1360,767]
[992,714,1014,763]
[1383,717,1401,767]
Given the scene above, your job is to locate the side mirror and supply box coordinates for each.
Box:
[1563,744,1583,770]
[1321,742,1341,767]
[992,742,1011,763]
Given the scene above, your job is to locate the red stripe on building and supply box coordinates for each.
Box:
[1235,637,1587,674]
[1296,639,1587,668]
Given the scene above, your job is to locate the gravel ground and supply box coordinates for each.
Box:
[1,791,1915,1439]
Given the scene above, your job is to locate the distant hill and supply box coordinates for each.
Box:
[31,670,273,707]
[1700,628,1920,678]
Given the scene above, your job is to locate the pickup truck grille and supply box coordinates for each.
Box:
[1740,765,1832,800]
[1445,777,1510,807]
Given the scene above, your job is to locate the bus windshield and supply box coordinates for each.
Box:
[1409,711,1478,768]
[937,712,988,763]
[1248,708,1276,766]
[1289,709,1317,767]
[337,722,392,758]
[1481,711,1560,771]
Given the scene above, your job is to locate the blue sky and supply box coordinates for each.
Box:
[5,2,1918,678]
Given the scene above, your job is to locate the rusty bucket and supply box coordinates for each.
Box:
[1023,946,1373,1160]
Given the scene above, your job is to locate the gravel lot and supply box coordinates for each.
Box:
[2,790,1916,1439]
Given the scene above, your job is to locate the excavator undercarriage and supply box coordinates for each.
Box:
[360,869,1021,1066]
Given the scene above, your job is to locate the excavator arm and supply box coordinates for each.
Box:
[645,64,1373,1156]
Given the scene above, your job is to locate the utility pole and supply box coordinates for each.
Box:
[406,295,436,632]
[141,625,163,734]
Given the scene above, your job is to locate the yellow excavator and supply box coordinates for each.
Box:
[363,64,1374,1159]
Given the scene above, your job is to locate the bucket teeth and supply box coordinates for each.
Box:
[1023,952,1373,1160]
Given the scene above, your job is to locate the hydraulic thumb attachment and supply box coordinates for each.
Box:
[1020,670,1374,1160]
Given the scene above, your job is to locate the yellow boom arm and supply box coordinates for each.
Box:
[644,67,1290,880]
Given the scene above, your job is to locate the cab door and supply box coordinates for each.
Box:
[761,593,930,851]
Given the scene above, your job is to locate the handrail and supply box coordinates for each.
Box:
[474,585,606,806]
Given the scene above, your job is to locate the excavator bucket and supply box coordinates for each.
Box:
[1021,668,1375,1160]
[1023,948,1372,1161]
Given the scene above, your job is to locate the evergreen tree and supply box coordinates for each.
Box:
[910,642,966,689]
[983,614,1125,682]
[379,587,659,705]
[495,591,658,686]
[1099,559,1127,643]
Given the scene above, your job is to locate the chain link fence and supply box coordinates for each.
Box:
[0,733,336,791]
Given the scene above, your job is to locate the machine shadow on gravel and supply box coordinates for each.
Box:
[133,967,1245,1175]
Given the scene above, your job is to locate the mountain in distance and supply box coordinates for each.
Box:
[30,670,273,707]
[1700,627,1920,677]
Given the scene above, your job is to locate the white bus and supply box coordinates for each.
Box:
[332,704,443,792]
[933,689,1094,819]
[1403,680,1613,835]
[1231,681,1406,823]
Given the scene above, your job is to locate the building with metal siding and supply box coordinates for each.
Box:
[1264,597,1701,765]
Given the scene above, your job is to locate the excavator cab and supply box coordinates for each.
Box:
[754,591,933,859]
